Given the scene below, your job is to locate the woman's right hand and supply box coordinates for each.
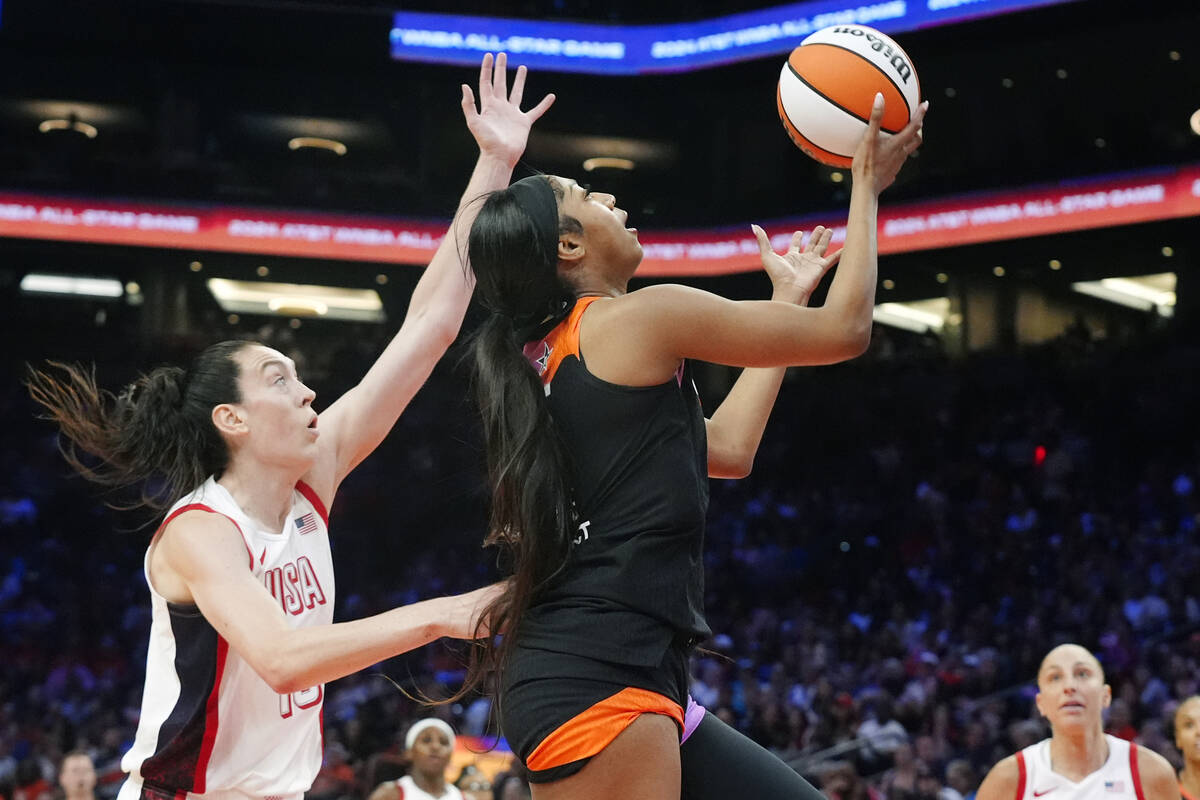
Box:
[439,582,508,640]
[852,93,928,196]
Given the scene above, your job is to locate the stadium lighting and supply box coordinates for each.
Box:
[37,118,98,138]
[872,298,951,334]
[582,157,635,171]
[206,278,384,322]
[20,273,123,298]
[287,137,347,155]
[1071,273,1176,317]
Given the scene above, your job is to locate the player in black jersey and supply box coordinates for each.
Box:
[459,94,928,799]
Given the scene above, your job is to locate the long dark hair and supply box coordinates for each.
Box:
[455,177,583,704]
[25,339,253,513]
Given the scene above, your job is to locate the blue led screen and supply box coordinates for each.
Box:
[391,0,1075,75]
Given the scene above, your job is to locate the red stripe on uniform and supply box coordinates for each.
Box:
[1130,743,1147,800]
[192,636,229,794]
[1015,751,1027,800]
[162,503,253,571]
[296,481,329,527]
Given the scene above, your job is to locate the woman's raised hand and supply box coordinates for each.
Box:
[752,224,842,306]
[852,93,928,196]
[461,52,556,169]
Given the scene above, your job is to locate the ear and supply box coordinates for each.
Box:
[557,229,586,266]
[211,402,247,438]
[1034,690,1047,718]
[1101,684,1112,709]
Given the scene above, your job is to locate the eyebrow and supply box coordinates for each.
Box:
[258,357,295,375]
[1041,661,1094,674]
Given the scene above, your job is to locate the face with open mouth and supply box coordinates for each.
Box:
[228,344,320,470]
[1034,643,1111,732]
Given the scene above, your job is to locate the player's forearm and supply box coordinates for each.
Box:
[708,366,787,478]
[821,185,879,343]
[260,594,462,693]
[406,153,514,321]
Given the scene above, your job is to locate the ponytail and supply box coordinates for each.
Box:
[444,179,581,709]
[25,340,251,513]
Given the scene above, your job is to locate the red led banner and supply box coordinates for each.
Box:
[1,164,1197,276]
[643,164,1200,276]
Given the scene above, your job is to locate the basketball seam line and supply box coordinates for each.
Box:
[785,61,901,140]
[787,43,912,127]
[776,103,849,163]
[803,41,915,119]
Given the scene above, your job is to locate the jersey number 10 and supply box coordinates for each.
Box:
[279,685,323,718]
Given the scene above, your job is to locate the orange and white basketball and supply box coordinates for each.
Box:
[777,24,921,167]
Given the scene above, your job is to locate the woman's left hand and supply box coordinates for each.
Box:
[752,224,842,306]
[461,52,556,169]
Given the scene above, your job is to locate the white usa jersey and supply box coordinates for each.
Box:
[1016,735,1147,800]
[118,476,334,800]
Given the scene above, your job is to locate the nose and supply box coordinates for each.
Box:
[597,192,616,209]
[301,383,316,405]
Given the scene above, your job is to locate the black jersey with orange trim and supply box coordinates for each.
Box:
[516,296,710,667]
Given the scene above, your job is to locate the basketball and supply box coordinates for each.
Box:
[777,24,921,167]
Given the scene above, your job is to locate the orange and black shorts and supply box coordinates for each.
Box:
[499,642,690,784]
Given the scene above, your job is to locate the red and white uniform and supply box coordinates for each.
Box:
[118,477,334,800]
[391,777,463,800]
[1015,735,1147,800]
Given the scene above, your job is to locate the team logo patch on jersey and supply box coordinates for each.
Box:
[1104,780,1126,793]
[526,341,552,375]
[295,512,319,535]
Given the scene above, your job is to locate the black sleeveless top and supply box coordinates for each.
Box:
[516,296,711,667]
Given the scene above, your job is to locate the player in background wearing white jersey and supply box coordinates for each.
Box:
[25,53,553,800]
[367,719,463,800]
[1175,696,1200,800]
[976,643,1179,800]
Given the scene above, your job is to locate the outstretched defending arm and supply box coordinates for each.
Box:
[307,54,555,503]
[157,510,502,693]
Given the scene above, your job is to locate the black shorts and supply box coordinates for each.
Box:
[499,641,691,784]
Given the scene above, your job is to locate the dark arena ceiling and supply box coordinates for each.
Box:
[0,0,1196,330]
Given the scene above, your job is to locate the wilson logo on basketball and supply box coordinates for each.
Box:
[830,26,914,84]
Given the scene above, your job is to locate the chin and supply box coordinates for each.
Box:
[627,248,645,275]
[1052,714,1096,731]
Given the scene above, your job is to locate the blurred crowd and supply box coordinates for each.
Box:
[1,314,1197,800]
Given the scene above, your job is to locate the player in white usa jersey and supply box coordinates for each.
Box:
[976,643,1179,800]
[26,52,555,800]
